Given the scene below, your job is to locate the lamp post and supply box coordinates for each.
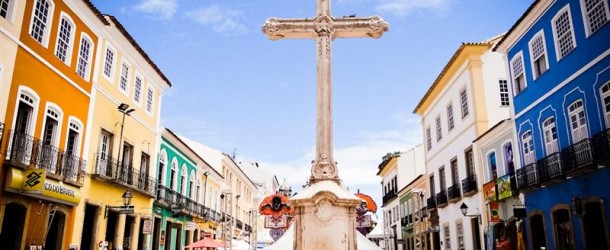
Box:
[460,202,482,224]
[117,103,135,169]
[104,190,134,218]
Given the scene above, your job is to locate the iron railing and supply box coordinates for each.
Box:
[538,152,563,181]
[382,190,397,204]
[5,130,85,184]
[94,153,156,195]
[461,174,477,195]
[516,162,538,189]
[593,128,610,163]
[435,190,448,207]
[236,219,243,229]
[447,183,461,202]
[562,138,595,173]
[426,197,436,210]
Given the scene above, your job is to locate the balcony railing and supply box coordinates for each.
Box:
[517,162,539,189]
[538,152,563,182]
[594,128,610,164]
[436,190,448,208]
[461,175,477,197]
[245,224,252,232]
[426,196,436,210]
[4,130,85,185]
[382,190,397,204]
[236,219,243,229]
[447,183,461,202]
[94,153,156,195]
[562,138,595,173]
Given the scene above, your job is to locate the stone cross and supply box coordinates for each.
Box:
[262,0,388,183]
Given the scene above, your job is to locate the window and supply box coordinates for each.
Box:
[157,150,167,187]
[97,129,113,176]
[488,152,497,180]
[504,143,515,175]
[499,80,510,106]
[460,88,469,118]
[443,224,451,250]
[456,220,465,250]
[180,164,187,194]
[188,170,195,198]
[581,0,609,35]
[119,62,130,93]
[447,104,454,131]
[65,121,81,156]
[140,152,150,181]
[543,117,559,154]
[529,32,548,79]
[439,167,446,190]
[552,208,575,249]
[553,5,576,60]
[55,15,74,64]
[522,130,536,165]
[465,148,474,177]
[103,47,115,78]
[450,158,459,185]
[134,76,142,103]
[601,82,610,127]
[30,0,52,45]
[65,120,81,181]
[511,53,527,94]
[426,127,432,150]
[76,35,92,80]
[41,107,60,174]
[435,115,442,141]
[146,86,154,113]
[568,100,589,142]
[170,159,177,190]
[1,0,14,20]
[429,174,435,195]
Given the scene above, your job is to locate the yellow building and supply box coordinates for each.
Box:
[72,12,171,250]
[0,0,105,249]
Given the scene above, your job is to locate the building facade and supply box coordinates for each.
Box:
[414,36,510,250]
[495,0,610,249]
[378,152,400,250]
[0,0,104,249]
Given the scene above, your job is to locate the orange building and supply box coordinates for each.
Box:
[0,0,106,249]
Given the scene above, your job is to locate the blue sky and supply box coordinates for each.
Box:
[91,0,532,216]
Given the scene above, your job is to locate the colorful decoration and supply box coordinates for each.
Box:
[270,228,285,241]
[483,181,497,203]
[354,190,377,235]
[259,192,293,216]
[496,175,512,200]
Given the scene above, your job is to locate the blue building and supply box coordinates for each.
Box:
[494,0,610,249]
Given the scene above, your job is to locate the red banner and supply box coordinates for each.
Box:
[489,201,500,223]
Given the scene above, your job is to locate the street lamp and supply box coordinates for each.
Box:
[460,202,482,224]
[105,190,134,218]
[117,103,135,169]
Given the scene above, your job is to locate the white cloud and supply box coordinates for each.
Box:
[185,5,247,35]
[133,0,177,20]
[376,0,451,17]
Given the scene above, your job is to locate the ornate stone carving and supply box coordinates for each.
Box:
[314,199,334,223]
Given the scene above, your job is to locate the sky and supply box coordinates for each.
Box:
[90,0,532,224]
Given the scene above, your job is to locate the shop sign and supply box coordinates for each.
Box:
[483,181,497,203]
[496,175,512,200]
[6,168,81,205]
[185,222,196,231]
[489,201,500,223]
[142,220,153,235]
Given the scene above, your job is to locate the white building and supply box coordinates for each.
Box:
[413,35,510,250]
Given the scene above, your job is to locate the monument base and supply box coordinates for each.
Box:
[263,180,381,250]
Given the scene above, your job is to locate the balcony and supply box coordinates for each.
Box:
[461,174,477,197]
[4,130,86,185]
[426,197,436,210]
[447,183,461,202]
[516,162,539,190]
[236,219,243,230]
[245,224,252,232]
[435,190,448,208]
[562,138,595,176]
[594,128,610,164]
[93,153,156,196]
[382,190,398,204]
[538,152,564,184]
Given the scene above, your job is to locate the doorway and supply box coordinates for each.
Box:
[471,218,481,250]
[582,201,610,249]
[106,211,118,249]
[530,214,547,250]
[81,204,98,250]
[152,217,161,250]
[45,210,66,250]
[0,202,27,250]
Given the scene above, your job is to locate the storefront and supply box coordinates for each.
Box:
[1,168,81,250]
[483,175,526,250]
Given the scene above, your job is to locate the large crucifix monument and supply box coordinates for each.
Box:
[262,0,388,249]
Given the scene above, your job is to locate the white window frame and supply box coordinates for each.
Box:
[435,115,442,142]
[510,51,527,95]
[64,116,83,156]
[443,223,451,250]
[119,60,131,96]
[542,117,559,155]
[180,164,187,195]
[146,85,154,115]
[522,130,536,165]
[568,100,589,142]
[487,150,497,182]
[158,149,168,185]
[579,0,610,37]
[528,30,549,80]
[40,102,63,148]
[133,73,143,106]
[102,44,116,81]
[28,0,54,47]
[456,220,465,250]
[460,88,469,118]
[447,103,455,131]
[1,0,16,22]
[552,4,577,61]
[76,33,93,81]
[170,158,178,190]
[54,12,75,66]
[600,81,610,128]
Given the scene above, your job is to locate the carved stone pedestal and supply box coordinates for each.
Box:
[291,180,361,250]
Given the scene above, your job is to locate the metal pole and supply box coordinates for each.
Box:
[117,112,126,169]
[203,172,209,207]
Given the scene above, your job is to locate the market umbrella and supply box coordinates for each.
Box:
[355,192,377,213]
[185,237,224,248]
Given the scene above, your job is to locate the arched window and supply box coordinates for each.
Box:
[601,81,610,128]
[568,100,588,142]
[180,164,187,195]
[158,150,167,186]
[196,175,202,203]
[188,170,195,199]
[542,117,558,155]
[521,130,535,165]
[76,33,93,80]
[170,158,178,190]
[29,0,55,46]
